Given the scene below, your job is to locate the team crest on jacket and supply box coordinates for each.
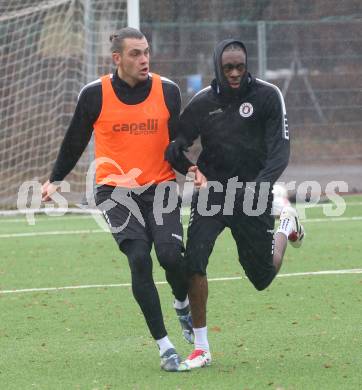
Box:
[239,102,253,118]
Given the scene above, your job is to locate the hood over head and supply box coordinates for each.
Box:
[212,39,250,100]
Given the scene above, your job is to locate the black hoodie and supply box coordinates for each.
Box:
[211,39,249,101]
[171,39,290,189]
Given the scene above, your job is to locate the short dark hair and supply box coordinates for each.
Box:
[223,42,246,54]
[109,27,145,53]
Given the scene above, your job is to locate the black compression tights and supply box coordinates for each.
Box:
[120,239,188,340]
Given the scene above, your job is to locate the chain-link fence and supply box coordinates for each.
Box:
[140,0,362,192]
[143,19,362,166]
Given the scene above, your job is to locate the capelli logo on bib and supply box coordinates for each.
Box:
[239,102,253,118]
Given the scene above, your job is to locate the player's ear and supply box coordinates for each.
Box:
[112,51,122,66]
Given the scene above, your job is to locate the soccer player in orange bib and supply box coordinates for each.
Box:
[42,28,193,372]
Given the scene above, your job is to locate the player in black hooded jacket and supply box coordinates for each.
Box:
[166,39,305,370]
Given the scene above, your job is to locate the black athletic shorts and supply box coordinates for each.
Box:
[185,189,276,291]
[95,183,184,249]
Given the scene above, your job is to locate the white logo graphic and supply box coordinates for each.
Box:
[239,102,253,118]
[85,157,154,233]
[16,178,349,226]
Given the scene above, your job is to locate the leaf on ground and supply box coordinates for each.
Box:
[210,326,221,332]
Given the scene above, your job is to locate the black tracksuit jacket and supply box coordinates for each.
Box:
[171,39,290,188]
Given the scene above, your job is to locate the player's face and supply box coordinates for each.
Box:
[112,37,150,86]
[221,49,246,89]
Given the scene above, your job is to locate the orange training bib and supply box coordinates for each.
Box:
[93,73,176,187]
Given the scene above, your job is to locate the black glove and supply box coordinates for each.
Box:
[165,137,189,165]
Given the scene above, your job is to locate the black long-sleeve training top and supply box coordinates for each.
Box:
[170,39,290,187]
[49,71,181,182]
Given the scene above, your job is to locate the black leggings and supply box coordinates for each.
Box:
[120,239,188,340]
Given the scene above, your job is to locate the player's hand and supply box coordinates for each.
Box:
[188,165,207,189]
[164,137,189,164]
[41,180,59,202]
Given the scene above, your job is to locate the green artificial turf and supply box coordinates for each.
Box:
[1,196,361,389]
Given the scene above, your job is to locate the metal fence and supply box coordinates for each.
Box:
[143,20,362,164]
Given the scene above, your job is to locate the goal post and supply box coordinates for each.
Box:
[127,0,140,29]
[0,0,136,210]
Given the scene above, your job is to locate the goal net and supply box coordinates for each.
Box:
[0,0,129,209]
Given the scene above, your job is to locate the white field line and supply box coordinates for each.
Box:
[0,229,106,238]
[1,269,361,295]
[0,211,189,223]
[302,216,362,223]
[1,215,96,223]
[1,214,362,226]
[1,202,362,222]
[0,208,102,218]
[1,215,362,239]
[302,201,362,209]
